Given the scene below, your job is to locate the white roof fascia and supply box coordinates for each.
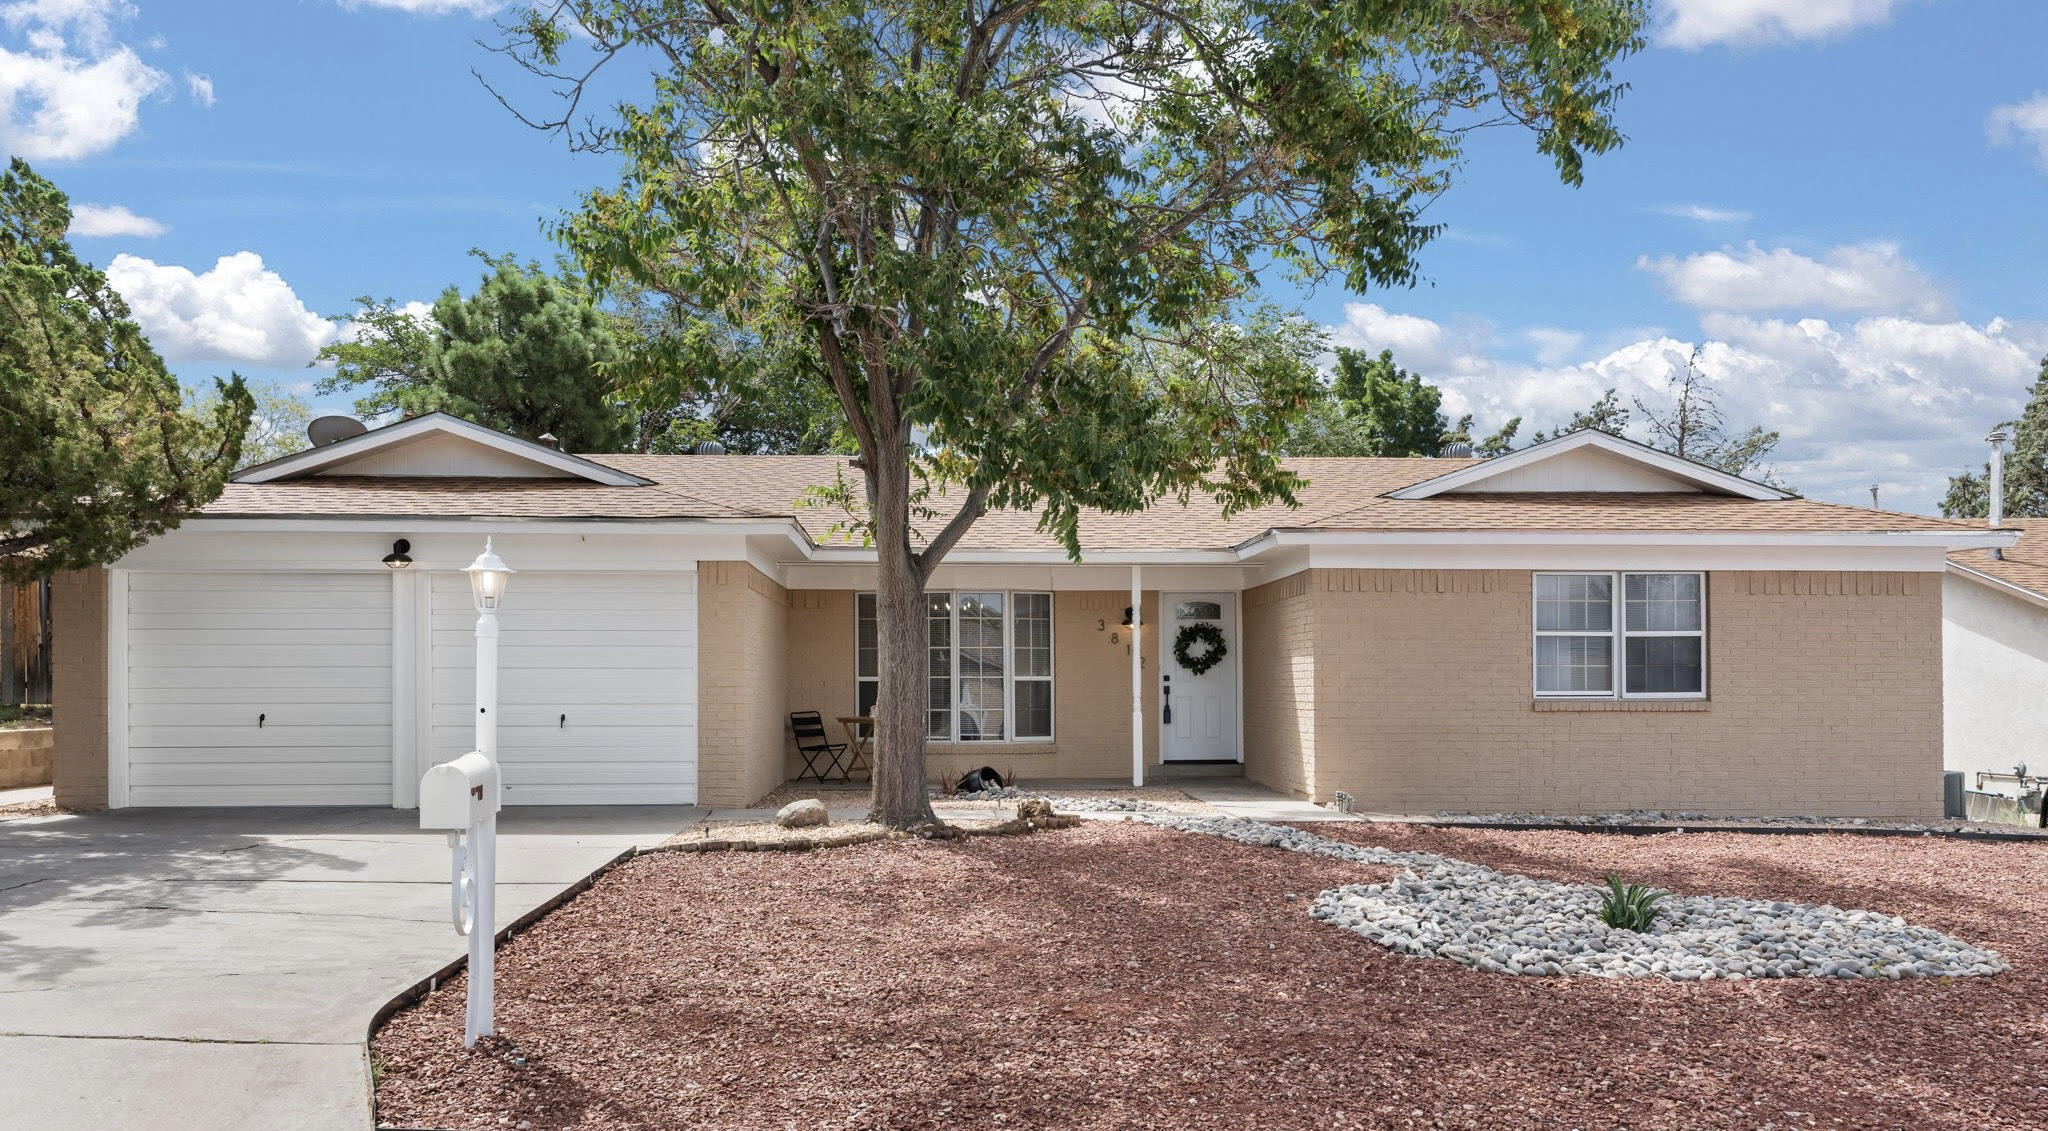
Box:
[1241,529,2020,553]
[1385,430,1791,501]
[232,412,651,487]
[1947,561,2048,610]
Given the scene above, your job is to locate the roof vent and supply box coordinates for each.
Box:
[306,416,368,447]
[692,440,726,455]
[537,432,560,450]
[1440,440,1473,458]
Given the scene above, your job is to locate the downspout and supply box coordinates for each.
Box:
[1988,427,2010,561]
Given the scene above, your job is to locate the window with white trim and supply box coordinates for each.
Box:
[1533,572,1705,699]
[856,591,1055,741]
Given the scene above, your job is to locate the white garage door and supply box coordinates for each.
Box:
[427,572,697,805]
[125,573,393,806]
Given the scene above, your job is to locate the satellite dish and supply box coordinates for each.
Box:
[306,416,368,447]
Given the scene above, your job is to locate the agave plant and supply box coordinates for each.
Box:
[1598,874,1667,932]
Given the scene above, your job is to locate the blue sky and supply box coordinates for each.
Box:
[4,0,2045,512]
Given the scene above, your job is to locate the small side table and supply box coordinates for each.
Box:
[835,715,875,782]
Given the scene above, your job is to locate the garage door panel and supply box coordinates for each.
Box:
[125,572,393,807]
[128,761,393,787]
[130,702,390,727]
[428,571,696,805]
[128,744,392,765]
[128,724,391,749]
[131,644,390,669]
[128,665,389,692]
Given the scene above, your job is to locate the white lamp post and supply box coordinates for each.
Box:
[420,538,514,1048]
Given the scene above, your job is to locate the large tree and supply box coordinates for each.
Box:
[502,0,1646,827]
[0,159,251,583]
[318,253,630,450]
[608,282,852,454]
[1943,354,2048,518]
[1631,347,1779,480]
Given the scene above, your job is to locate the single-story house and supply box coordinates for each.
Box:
[45,413,2015,817]
[1944,520,2048,798]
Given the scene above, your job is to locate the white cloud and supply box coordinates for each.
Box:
[338,0,503,14]
[106,251,340,367]
[1656,0,1903,50]
[1637,242,1949,318]
[0,0,166,160]
[1525,328,1585,366]
[1317,303,2048,513]
[182,69,211,106]
[67,200,163,236]
[1657,203,1753,224]
[1987,93,2048,169]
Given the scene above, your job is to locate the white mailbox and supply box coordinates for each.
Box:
[419,750,502,831]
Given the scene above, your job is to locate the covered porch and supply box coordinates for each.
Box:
[695,557,1303,808]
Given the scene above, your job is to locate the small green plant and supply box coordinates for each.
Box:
[1598,873,1666,932]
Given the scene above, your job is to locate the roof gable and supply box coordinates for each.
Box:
[233,413,650,487]
[1387,430,1791,501]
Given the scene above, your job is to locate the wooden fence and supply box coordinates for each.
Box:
[2,578,52,707]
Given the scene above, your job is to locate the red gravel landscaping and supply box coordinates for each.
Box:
[372,822,2048,1130]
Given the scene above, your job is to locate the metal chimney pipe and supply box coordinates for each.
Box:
[1988,427,2011,560]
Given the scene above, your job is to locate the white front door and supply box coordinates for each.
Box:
[1159,592,1239,762]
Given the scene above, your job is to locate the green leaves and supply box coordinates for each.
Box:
[1943,354,2048,519]
[503,0,1644,560]
[1598,873,1666,933]
[0,158,251,582]
[317,253,630,451]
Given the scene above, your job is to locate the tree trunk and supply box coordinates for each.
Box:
[865,452,939,829]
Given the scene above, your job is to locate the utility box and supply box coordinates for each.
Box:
[420,751,502,830]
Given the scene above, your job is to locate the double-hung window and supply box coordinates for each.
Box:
[856,591,1054,741]
[1533,572,1706,699]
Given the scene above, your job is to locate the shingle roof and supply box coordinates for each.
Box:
[201,452,1992,550]
[1949,518,2048,599]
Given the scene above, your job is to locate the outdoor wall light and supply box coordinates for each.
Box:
[1121,606,1134,627]
[382,539,413,569]
[464,538,514,612]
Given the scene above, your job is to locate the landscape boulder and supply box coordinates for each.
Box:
[775,799,829,829]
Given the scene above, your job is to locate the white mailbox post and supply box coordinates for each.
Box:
[419,539,514,1048]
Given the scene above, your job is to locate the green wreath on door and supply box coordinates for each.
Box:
[1172,622,1228,677]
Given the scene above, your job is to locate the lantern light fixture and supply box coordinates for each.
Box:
[382,539,413,569]
[464,538,514,612]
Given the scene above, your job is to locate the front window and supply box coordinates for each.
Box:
[856,591,1054,741]
[1534,573,1705,699]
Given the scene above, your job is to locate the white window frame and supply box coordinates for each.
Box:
[855,590,1055,743]
[1532,571,1707,701]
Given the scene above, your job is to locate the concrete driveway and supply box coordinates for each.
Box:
[0,805,698,1131]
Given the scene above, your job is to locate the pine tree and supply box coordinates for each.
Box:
[319,254,629,450]
[0,159,250,582]
[1943,355,2048,518]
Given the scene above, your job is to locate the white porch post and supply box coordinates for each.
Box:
[1130,565,1143,787]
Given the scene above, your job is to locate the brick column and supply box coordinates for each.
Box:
[50,568,110,809]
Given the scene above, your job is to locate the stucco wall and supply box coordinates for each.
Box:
[1309,569,1943,818]
[696,561,789,807]
[782,589,1162,784]
[50,568,109,810]
[1241,573,1315,798]
[1943,572,2048,795]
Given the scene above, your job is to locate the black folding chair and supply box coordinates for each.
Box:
[790,711,848,782]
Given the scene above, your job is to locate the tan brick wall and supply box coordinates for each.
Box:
[695,562,789,807]
[50,568,109,809]
[1241,573,1315,798]
[782,589,1161,784]
[1308,569,1944,818]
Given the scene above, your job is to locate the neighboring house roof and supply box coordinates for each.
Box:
[1948,518,2048,605]
[209,416,2007,552]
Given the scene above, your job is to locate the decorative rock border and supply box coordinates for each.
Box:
[953,786,1167,813]
[1142,815,2008,981]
